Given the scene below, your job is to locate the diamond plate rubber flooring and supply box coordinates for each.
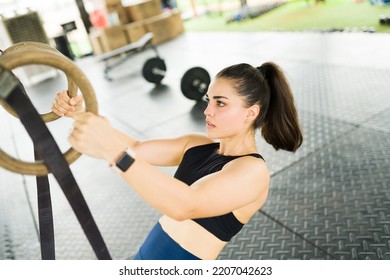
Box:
[0,31,389,260]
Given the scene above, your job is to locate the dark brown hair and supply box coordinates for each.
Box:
[216,62,303,152]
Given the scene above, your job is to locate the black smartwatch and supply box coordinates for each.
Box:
[110,148,136,173]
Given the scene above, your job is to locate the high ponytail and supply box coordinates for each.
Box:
[259,62,302,152]
[216,62,303,152]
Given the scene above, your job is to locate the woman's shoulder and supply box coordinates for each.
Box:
[224,153,269,180]
[184,133,216,151]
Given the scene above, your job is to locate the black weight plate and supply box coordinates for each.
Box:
[142,57,166,84]
[180,67,211,100]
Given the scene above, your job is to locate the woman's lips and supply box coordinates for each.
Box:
[206,120,216,128]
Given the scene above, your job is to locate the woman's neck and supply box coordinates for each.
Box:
[217,133,258,156]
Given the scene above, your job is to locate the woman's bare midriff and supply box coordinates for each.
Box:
[159,215,227,260]
[159,193,268,259]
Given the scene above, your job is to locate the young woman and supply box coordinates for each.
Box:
[52,62,303,260]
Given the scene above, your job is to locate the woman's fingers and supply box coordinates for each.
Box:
[52,90,84,117]
[52,90,72,116]
[72,95,86,113]
[68,112,122,160]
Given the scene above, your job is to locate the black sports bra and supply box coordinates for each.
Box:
[174,142,264,242]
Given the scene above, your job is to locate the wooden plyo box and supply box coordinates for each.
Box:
[124,0,162,22]
[104,0,122,5]
[143,10,184,45]
[89,25,128,54]
[123,21,147,43]
[106,4,129,25]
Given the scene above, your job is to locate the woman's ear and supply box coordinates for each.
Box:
[246,104,260,122]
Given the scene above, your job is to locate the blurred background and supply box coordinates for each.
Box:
[1,0,390,261]
[1,0,389,60]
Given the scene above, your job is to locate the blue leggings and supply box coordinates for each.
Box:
[133,222,201,260]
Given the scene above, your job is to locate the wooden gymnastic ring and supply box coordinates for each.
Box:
[0,41,78,122]
[0,47,98,176]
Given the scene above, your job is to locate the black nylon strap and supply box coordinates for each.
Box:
[34,148,55,260]
[1,70,111,259]
[16,74,56,260]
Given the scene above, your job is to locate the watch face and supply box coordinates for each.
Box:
[117,152,135,172]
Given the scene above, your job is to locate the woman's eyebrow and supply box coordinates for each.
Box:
[205,94,229,100]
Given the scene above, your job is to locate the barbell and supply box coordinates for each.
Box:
[142,59,211,101]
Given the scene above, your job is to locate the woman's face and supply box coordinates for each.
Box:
[204,78,254,139]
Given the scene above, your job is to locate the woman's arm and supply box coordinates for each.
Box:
[52,91,212,166]
[69,112,269,221]
[121,155,269,221]
[113,130,213,166]
[74,117,213,167]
